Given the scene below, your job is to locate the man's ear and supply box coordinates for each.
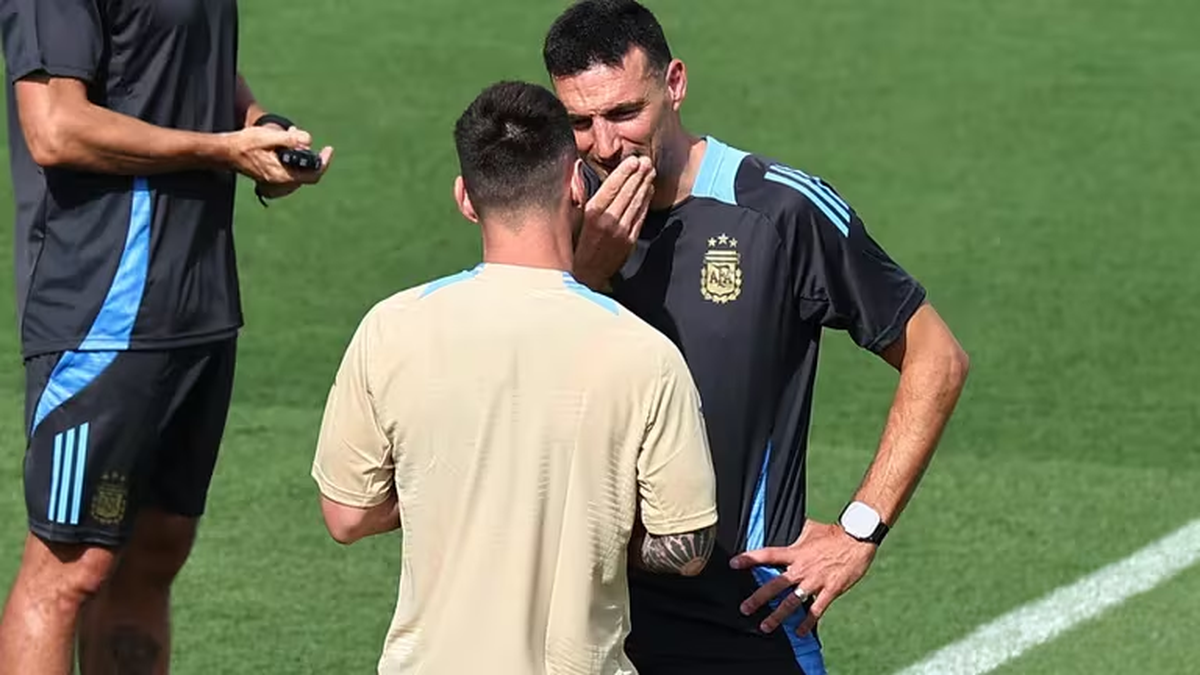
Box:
[665,58,688,112]
[569,158,587,209]
[454,175,479,223]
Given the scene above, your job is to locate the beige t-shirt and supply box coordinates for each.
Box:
[312,263,718,675]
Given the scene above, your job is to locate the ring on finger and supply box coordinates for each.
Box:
[793,586,812,603]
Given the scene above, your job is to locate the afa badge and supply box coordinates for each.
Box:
[91,472,128,526]
[701,233,741,304]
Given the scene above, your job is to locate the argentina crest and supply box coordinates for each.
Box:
[701,233,741,304]
[91,472,128,526]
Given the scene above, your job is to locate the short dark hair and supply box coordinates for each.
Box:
[543,0,673,78]
[453,81,576,216]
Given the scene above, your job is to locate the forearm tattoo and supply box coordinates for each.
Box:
[636,525,716,576]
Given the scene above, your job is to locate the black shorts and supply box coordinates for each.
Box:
[625,562,826,675]
[22,339,237,547]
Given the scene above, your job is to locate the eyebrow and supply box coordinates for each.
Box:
[568,99,648,121]
[605,101,646,116]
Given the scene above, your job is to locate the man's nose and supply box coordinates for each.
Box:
[593,120,623,165]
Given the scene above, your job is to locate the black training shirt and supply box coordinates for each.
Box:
[1,0,242,358]
[593,137,926,666]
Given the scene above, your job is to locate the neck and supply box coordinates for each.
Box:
[651,130,707,210]
[479,207,575,272]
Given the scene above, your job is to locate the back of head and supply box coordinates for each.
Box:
[453,81,576,218]
[543,0,673,78]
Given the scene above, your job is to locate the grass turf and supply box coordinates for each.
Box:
[1,0,1198,672]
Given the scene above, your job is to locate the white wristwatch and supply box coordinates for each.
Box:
[838,501,889,545]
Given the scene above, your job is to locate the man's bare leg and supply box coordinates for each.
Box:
[78,509,198,675]
[0,534,116,675]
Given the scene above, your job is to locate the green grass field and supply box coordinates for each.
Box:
[2,1,1198,673]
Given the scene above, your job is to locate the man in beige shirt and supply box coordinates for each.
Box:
[310,80,719,675]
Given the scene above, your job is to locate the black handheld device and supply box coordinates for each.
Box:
[253,112,323,172]
[277,147,323,172]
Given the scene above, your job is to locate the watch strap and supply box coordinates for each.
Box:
[251,113,296,207]
[862,520,889,545]
[253,112,296,130]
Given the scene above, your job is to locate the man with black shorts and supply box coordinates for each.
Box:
[0,1,332,673]
[543,2,971,673]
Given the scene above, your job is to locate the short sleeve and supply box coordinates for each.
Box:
[0,0,105,84]
[311,312,395,508]
[786,179,927,353]
[636,344,719,536]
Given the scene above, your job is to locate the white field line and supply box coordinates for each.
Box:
[893,517,1200,675]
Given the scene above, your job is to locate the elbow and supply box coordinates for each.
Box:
[319,494,398,545]
[678,525,718,577]
[24,118,70,169]
[320,501,367,545]
[915,331,970,393]
[324,520,364,546]
[949,343,971,389]
[14,76,87,169]
[328,531,360,546]
[678,557,709,577]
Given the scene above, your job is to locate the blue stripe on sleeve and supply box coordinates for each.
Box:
[764,171,850,236]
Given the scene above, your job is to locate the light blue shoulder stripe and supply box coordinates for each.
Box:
[771,164,849,213]
[766,167,849,223]
[691,136,749,206]
[764,171,851,236]
[420,264,483,298]
[562,272,619,315]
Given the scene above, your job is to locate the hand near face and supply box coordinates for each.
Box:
[573,155,655,291]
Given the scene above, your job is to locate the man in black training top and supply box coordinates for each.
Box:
[543,2,970,674]
[0,1,332,673]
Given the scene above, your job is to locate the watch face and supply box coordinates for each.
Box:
[841,502,881,539]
